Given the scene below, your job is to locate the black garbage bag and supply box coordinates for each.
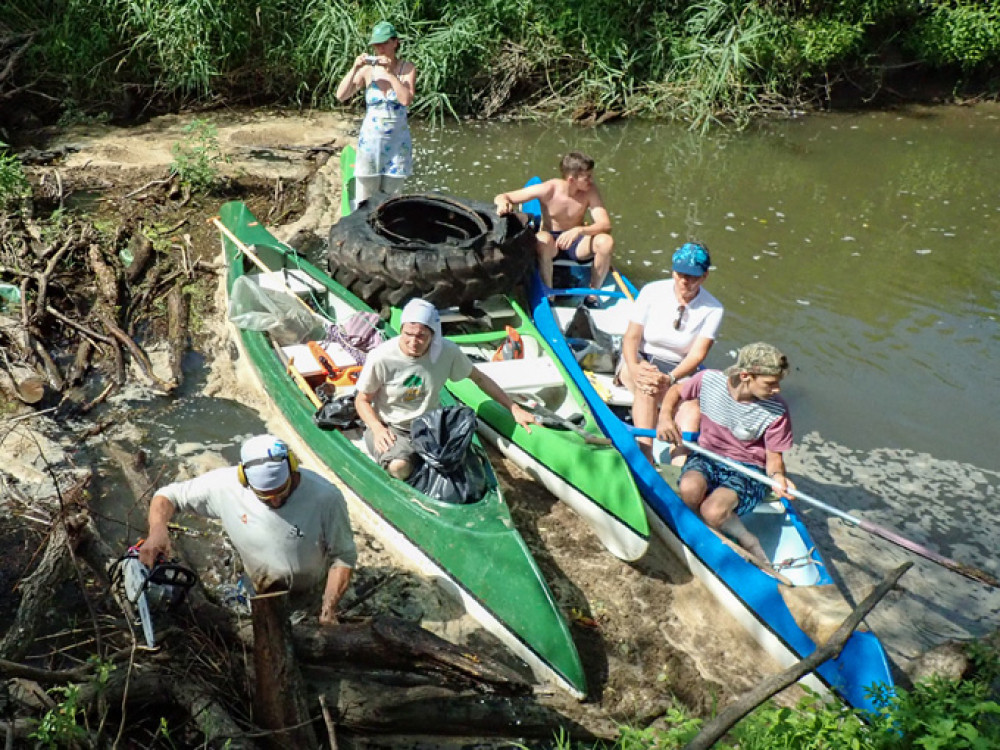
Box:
[565,305,618,373]
[406,406,488,505]
[313,388,362,430]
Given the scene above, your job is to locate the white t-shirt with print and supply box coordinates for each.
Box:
[356,337,474,429]
[158,467,356,597]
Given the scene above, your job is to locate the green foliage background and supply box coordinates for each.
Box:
[4,0,1000,126]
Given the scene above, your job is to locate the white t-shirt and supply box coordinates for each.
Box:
[629,279,724,366]
[356,337,474,429]
[158,467,356,597]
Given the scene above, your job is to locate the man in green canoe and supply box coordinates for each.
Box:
[355,298,535,480]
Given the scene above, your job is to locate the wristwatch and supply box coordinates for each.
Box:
[667,373,677,386]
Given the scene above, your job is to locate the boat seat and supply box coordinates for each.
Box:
[249,268,326,299]
[282,340,357,382]
[473,357,564,392]
[440,296,518,325]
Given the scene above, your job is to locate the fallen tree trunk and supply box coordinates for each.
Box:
[323,680,598,739]
[684,562,913,750]
[0,476,91,662]
[291,615,531,692]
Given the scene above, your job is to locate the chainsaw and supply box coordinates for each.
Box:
[307,340,362,387]
[109,542,197,650]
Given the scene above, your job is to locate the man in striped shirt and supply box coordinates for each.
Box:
[656,342,794,563]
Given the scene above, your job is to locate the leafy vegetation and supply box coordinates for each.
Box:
[0,141,30,209]
[539,648,1000,750]
[169,119,230,192]
[2,0,999,127]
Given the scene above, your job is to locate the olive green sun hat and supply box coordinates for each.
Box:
[369,21,397,44]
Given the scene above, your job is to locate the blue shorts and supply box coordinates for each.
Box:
[641,350,680,374]
[681,453,769,516]
[551,230,587,263]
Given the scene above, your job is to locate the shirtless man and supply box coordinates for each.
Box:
[494,152,614,305]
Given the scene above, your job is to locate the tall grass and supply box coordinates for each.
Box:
[119,0,255,96]
[6,0,1000,127]
[670,0,774,131]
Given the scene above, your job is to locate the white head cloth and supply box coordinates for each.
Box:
[399,298,442,362]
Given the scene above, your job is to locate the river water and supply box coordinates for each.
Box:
[407,108,1000,664]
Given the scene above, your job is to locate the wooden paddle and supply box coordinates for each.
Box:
[210,216,316,316]
[630,427,1000,588]
[611,269,635,302]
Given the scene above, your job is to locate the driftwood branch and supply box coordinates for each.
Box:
[99,312,177,393]
[0,476,92,662]
[166,284,189,387]
[125,232,155,284]
[683,562,912,750]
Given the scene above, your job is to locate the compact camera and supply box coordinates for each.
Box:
[363,55,379,65]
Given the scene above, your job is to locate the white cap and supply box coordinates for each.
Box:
[400,298,442,362]
[240,434,291,491]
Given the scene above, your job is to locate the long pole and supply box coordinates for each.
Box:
[209,216,316,316]
[629,427,999,588]
[611,269,635,301]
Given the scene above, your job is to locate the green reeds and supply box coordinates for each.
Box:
[7,0,1000,127]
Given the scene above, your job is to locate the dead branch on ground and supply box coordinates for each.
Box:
[684,562,913,750]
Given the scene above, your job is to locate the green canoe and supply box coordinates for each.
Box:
[217,199,585,698]
[338,146,648,562]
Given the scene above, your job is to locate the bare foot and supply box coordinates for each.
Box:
[736,533,769,567]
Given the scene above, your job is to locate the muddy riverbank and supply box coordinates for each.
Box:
[2,108,995,746]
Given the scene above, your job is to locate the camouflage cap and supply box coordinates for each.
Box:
[726,342,788,377]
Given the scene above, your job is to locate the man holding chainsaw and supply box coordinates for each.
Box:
[140,434,356,625]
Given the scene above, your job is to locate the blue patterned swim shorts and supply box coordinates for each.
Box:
[681,453,769,516]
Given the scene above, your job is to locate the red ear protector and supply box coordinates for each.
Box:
[237,441,300,488]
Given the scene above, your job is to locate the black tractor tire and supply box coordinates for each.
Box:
[326,193,535,312]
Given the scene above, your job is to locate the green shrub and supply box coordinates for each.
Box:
[792,16,866,68]
[169,120,229,192]
[0,142,30,208]
[868,676,1000,749]
[908,1,1000,69]
[29,684,90,748]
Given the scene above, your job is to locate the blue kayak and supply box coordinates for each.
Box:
[525,218,893,712]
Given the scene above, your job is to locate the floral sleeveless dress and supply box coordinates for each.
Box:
[356,82,412,178]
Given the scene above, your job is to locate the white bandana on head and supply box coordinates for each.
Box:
[399,298,442,362]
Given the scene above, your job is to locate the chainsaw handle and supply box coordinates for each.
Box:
[147,561,198,589]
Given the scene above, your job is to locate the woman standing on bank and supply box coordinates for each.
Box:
[336,21,416,205]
